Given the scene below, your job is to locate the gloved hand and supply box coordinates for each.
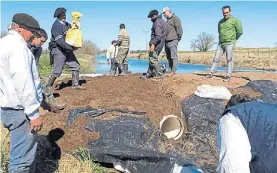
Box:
[73,46,78,51]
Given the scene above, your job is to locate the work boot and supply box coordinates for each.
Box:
[72,71,86,90]
[140,73,152,80]
[118,64,127,76]
[206,73,213,78]
[46,98,67,113]
[223,75,231,82]
[46,75,57,88]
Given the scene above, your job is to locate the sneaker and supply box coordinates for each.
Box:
[140,75,149,80]
[223,76,231,82]
[206,73,213,78]
[72,85,86,90]
[118,73,127,76]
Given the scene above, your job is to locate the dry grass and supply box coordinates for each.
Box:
[0,124,106,173]
[129,48,277,71]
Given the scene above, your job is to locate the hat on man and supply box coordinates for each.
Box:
[147,9,159,18]
[12,13,40,30]
[111,40,117,44]
[54,7,66,18]
[162,7,171,14]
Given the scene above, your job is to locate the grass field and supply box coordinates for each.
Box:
[38,52,96,78]
[129,47,277,71]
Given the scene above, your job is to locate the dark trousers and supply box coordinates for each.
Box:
[147,50,163,76]
[110,58,118,75]
[50,48,80,77]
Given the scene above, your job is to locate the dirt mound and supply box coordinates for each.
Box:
[41,74,183,152]
[39,72,277,170]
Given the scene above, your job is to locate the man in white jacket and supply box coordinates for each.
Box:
[106,40,118,75]
[0,13,43,173]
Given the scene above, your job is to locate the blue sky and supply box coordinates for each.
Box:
[1,1,277,51]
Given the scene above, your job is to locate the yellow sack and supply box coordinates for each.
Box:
[65,11,83,48]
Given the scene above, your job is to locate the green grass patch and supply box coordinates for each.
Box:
[38,53,95,78]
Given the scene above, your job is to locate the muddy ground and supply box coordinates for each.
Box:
[39,71,276,160]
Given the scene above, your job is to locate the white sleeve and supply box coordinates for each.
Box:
[114,46,118,58]
[9,48,41,120]
[106,48,110,60]
[217,113,252,173]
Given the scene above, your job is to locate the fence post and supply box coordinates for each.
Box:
[248,49,250,58]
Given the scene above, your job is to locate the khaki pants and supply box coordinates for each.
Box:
[116,47,129,74]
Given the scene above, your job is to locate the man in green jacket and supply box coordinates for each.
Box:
[207,5,243,82]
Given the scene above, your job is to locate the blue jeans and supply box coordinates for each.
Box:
[0,108,37,173]
[210,43,236,76]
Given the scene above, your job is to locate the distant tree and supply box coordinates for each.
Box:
[275,42,277,48]
[190,39,198,51]
[190,32,216,52]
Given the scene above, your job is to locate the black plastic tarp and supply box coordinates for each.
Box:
[68,80,276,173]
[77,116,202,173]
[240,80,277,104]
[180,80,277,172]
[67,107,147,126]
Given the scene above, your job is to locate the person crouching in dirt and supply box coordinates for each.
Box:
[217,94,277,173]
[141,10,166,80]
[106,40,119,75]
[47,7,86,90]
[27,28,67,113]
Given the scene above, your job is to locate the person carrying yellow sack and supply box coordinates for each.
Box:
[65,11,83,48]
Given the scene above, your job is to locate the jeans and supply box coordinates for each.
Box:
[210,43,236,76]
[110,58,117,75]
[0,108,37,173]
[165,40,179,72]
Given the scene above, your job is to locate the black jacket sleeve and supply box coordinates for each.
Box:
[51,25,73,51]
[150,21,163,45]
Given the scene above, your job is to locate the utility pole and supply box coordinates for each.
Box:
[143,30,150,51]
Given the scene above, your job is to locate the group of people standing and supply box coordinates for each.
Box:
[0,7,88,172]
[106,5,243,82]
[0,4,247,173]
[106,7,183,78]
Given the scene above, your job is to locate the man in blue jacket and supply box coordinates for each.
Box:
[141,10,167,80]
[47,7,86,90]
[217,94,277,173]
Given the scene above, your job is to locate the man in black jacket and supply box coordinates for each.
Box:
[47,7,85,90]
[141,10,167,80]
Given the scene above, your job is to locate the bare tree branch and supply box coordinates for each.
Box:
[190,32,216,52]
